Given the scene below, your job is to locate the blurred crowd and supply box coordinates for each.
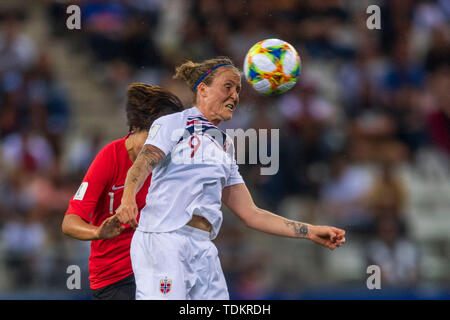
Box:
[0,0,449,298]
[0,7,79,294]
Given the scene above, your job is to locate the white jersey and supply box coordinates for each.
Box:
[138,107,244,239]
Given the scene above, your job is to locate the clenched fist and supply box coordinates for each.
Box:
[309,226,346,250]
[115,201,139,229]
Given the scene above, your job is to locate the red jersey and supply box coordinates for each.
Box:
[65,135,151,289]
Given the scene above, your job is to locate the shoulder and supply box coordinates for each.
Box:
[153,108,193,126]
[150,108,202,138]
[92,137,126,165]
[99,137,125,154]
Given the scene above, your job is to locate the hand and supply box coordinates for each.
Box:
[309,225,346,250]
[96,215,125,240]
[115,201,139,229]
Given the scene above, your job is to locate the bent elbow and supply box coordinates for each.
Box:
[61,221,68,236]
[61,216,72,236]
[240,205,260,229]
[241,217,251,228]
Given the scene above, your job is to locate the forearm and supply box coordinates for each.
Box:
[122,161,150,201]
[244,206,311,239]
[223,184,345,249]
[223,184,311,239]
[62,214,99,241]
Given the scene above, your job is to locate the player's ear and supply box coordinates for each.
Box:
[197,82,208,98]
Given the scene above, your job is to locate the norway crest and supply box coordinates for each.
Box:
[160,277,172,294]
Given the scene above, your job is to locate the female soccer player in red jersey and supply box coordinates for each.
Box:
[62,83,184,299]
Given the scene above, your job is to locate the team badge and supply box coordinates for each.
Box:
[160,277,172,294]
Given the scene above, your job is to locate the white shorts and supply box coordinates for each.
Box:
[130,225,229,300]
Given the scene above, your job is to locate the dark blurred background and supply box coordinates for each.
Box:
[0,0,449,299]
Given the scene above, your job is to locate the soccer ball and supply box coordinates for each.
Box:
[243,38,301,95]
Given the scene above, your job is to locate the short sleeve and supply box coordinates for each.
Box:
[145,113,184,156]
[226,138,244,187]
[65,146,112,222]
[226,161,244,187]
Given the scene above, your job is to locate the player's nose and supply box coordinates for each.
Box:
[230,88,239,103]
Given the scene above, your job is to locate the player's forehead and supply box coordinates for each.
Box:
[213,68,241,85]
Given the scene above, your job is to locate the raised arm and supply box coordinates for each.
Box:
[222,183,346,250]
[115,144,165,227]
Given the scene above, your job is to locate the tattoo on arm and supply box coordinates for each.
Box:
[127,145,165,190]
[284,220,309,238]
[140,144,165,174]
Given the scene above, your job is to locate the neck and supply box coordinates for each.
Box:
[125,131,146,162]
[195,104,220,126]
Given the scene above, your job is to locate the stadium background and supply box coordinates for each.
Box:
[0,0,449,299]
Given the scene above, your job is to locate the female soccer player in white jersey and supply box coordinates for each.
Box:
[115,57,346,300]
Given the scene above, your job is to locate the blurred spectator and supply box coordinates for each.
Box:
[382,38,425,94]
[424,27,450,73]
[66,130,104,176]
[1,130,54,173]
[297,0,350,59]
[232,252,273,300]
[320,151,374,235]
[126,0,163,28]
[364,161,408,235]
[0,169,34,215]
[426,68,450,155]
[275,75,338,198]
[0,91,23,137]
[0,11,35,73]
[338,35,387,118]
[25,52,70,159]
[413,0,448,34]
[279,75,337,135]
[104,59,133,104]
[230,17,271,63]
[1,210,45,289]
[178,18,215,61]
[81,0,128,62]
[121,14,161,69]
[367,216,420,287]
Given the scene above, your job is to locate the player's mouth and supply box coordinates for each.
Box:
[225,103,235,111]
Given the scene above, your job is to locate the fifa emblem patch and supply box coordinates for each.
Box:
[148,124,161,139]
[160,277,172,294]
